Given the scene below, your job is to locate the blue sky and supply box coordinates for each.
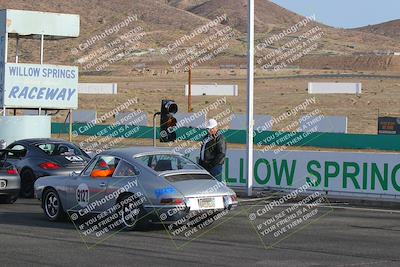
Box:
[270,0,400,28]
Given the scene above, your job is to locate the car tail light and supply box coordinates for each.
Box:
[160,198,184,205]
[39,162,61,170]
[7,169,17,175]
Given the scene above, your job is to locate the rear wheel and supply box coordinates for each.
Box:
[118,194,146,231]
[43,189,65,221]
[20,169,35,198]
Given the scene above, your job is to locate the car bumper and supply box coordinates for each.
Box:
[0,188,20,198]
[145,203,237,224]
[0,175,20,198]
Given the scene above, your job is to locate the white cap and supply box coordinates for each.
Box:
[206,119,218,129]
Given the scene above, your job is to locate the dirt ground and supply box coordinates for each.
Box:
[49,67,400,135]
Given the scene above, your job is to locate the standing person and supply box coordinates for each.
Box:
[199,119,226,182]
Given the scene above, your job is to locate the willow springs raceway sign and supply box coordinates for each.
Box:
[0,63,78,109]
[184,149,400,201]
[0,9,79,109]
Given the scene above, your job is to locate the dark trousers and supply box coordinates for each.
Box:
[209,165,223,182]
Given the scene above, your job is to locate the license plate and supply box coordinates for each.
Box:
[0,180,6,189]
[198,198,215,209]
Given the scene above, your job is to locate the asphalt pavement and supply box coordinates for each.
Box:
[1,199,400,267]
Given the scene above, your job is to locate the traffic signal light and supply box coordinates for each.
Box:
[160,100,178,142]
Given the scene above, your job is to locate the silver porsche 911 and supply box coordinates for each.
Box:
[34,147,237,230]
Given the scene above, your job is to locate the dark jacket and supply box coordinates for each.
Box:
[198,132,226,170]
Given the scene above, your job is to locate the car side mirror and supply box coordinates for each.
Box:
[71,171,80,176]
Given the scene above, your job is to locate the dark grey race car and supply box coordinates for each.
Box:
[34,147,238,230]
[0,151,20,204]
[1,138,90,198]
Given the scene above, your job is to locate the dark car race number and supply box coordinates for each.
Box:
[66,156,84,162]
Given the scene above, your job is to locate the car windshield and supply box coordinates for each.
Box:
[134,154,201,172]
[36,143,85,157]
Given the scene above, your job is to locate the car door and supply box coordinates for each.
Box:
[67,155,120,213]
[100,160,141,211]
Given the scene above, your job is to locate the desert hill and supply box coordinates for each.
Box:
[355,19,400,40]
[0,0,399,72]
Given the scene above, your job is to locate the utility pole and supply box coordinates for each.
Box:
[188,61,192,112]
[246,0,255,197]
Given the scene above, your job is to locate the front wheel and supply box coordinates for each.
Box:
[43,189,65,221]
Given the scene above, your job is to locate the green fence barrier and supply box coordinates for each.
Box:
[52,122,400,152]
